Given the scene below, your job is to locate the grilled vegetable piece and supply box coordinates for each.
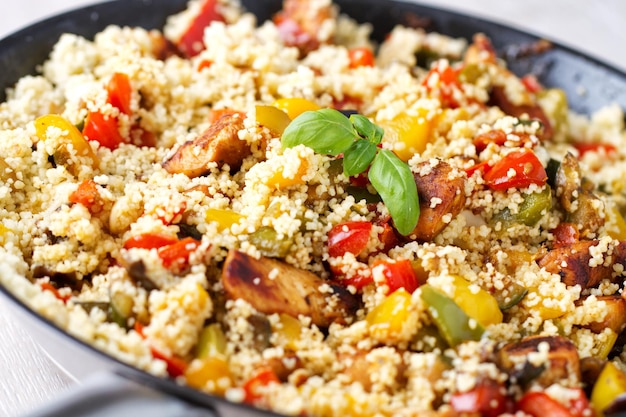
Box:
[410,160,466,241]
[496,335,581,388]
[537,240,626,289]
[221,250,360,327]
[489,85,553,140]
[555,152,605,237]
[162,114,249,177]
[585,295,626,334]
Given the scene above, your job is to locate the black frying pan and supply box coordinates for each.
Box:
[1,0,625,416]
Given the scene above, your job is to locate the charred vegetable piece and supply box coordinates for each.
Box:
[249,227,293,258]
[489,85,553,140]
[420,284,484,347]
[222,250,360,327]
[109,290,134,328]
[492,187,552,227]
[493,281,528,310]
[496,335,580,388]
[537,240,626,289]
[162,114,248,177]
[555,152,605,237]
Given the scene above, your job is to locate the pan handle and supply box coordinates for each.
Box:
[23,372,217,417]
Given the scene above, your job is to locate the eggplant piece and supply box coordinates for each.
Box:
[221,250,360,328]
[496,335,580,388]
[489,85,553,140]
[162,114,249,177]
[537,240,626,289]
[409,160,466,242]
[555,153,605,237]
[125,259,158,292]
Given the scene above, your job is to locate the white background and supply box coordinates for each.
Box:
[0,1,625,416]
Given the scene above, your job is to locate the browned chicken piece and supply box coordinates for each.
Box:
[496,335,580,388]
[489,86,553,141]
[162,114,249,177]
[583,295,626,334]
[221,250,360,328]
[537,239,626,289]
[555,153,605,237]
[273,0,334,55]
[409,160,466,242]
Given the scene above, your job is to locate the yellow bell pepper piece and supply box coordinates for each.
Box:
[272,98,321,120]
[591,361,626,416]
[378,110,432,162]
[366,288,413,343]
[524,287,567,320]
[266,156,309,189]
[272,313,302,351]
[255,105,292,135]
[184,356,232,395]
[205,208,244,231]
[606,204,626,240]
[451,275,503,327]
[34,114,99,169]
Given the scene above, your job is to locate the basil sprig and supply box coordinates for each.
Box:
[282,109,419,235]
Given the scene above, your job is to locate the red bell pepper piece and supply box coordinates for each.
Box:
[177,0,225,57]
[106,72,132,115]
[123,233,179,251]
[517,391,575,417]
[243,368,280,404]
[372,258,419,294]
[327,221,372,258]
[69,179,104,215]
[348,47,375,68]
[157,237,201,271]
[450,380,513,417]
[82,111,126,150]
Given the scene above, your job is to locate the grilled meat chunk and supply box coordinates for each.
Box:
[409,160,466,241]
[162,114,249,177]
[496,335,580,388]
[222,250,360,327]
[537,239,626,289]
[585,295,626,334]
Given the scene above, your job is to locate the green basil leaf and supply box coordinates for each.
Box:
[350,114,383,145]
[282,109,356,155]
[343,140,377,177]
[368,149,419,235]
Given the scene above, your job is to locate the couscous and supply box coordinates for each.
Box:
[1,0,626,416]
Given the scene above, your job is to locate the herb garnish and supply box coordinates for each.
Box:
[282,109,419,236]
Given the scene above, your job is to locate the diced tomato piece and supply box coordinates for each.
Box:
[197,59,213,71]
[243,368,280,404]
[123,233,179,250]
[327,221,372,258]
[521,74,543,93]
[150,346,188,378]
[567,389,594,417]
[39,282,71,303]
[348,47,375,68]
[517,391,574,417]
[69,179,104,215]
[574,142,617,158]
[464,160,492,178]
[451,380,512,417]
[483,149,547,191]
[422,62,463,108]
[473,129,507,153]
[552,222,579,249]
[106,72,132,115]
[158,237,201,271]
[177,0,225,57]
[372,258,419,294]
[82,111,126,150]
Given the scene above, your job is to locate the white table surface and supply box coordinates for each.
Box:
[1,1,625,416]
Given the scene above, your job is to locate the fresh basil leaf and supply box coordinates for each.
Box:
[368,149,419,236]
[282,109,356,155]
[343,140,377,177]
[350,114,383,145]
